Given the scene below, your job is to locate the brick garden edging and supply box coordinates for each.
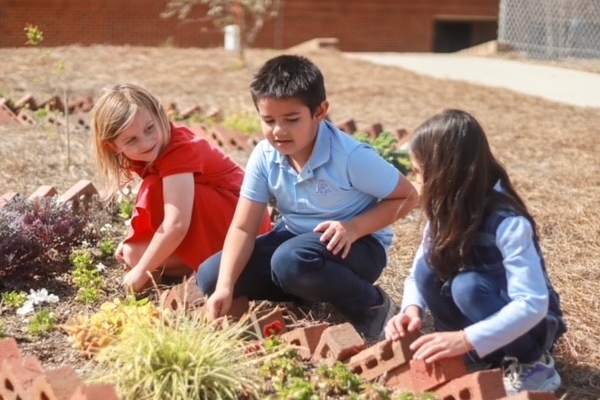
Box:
[0,95,557,399]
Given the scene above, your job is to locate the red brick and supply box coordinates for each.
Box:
[311,322,366,364]
[383,362,413,391]
[28,185,58,200]
[60,179,99,212]
[348,338,412,381]
[0,355,45,400]
[159,275,204,312]
[365,123,383,140]
[14,94,37,112]
[434,369,507,400]
[32,365,82,400]
[498,391,557,400]
[336,119,357,134]
[0,191,18,208]
[0,99,20,125]
[208,126,255,154]
[410,355,468,392]
[280,323,329,360]
[17,108,37,126]
[68,383,120,400]
[0,338,22,365]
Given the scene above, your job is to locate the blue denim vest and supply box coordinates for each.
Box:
[467,208,568,347]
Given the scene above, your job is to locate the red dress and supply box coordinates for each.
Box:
[124,124,271,271]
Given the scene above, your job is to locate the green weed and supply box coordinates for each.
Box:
[28,309,56,336]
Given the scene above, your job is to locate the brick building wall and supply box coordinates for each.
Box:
[0,0,499,52]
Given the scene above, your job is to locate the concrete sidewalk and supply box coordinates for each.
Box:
[345,53,600,109]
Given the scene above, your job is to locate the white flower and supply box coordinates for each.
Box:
[16,300,35,316]
[100,224,113,233]
[28,288,59,305]
[96,262,107,272]
[124,219,131,227]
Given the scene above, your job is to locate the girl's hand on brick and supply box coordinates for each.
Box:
[385,312,422,341]
[410,331,472,363]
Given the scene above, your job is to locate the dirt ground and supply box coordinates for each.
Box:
[0,45,599,399]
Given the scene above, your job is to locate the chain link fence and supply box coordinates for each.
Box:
[498,0,600,59]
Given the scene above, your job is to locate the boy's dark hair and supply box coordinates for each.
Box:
[250,54,326,115]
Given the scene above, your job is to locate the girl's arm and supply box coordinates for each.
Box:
[206,197,268,318]
[463,216,549,357]
[123,173,194,290]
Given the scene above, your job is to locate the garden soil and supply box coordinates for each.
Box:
[0,45,599,399]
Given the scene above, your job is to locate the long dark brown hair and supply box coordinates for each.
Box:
[410,109,535,280]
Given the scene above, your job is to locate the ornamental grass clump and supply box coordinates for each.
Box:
[90,309,276,400]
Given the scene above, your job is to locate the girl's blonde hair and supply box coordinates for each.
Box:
[91,83,171,199]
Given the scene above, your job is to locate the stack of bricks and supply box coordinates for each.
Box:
[158,278,559,400]
[0,94,412,155]
[0,337,119,400]
[0,94,93,133]
[0,179,100,213]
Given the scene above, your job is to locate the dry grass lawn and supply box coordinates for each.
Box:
[0,45,599,399]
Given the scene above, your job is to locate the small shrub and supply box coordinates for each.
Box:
[0,195,97,283]
[222,110,261,136]
[98,238,116,258]
[70,249,104,304]
[91,310,274,400]
[119,199,134,220]
[1,291,27,308]
[354,132,412,175]
[28,309,56,336]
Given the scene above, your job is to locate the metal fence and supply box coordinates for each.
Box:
[498,0,600,59]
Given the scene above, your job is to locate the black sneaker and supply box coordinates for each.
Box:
[355,285,397,342]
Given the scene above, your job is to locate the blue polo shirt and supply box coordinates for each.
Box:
[241,120,401,252]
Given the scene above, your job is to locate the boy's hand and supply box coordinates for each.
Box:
[314,220,358,258]
[385,312,422,341]
[205,288,233,319]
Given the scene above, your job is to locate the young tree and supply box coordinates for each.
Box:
[161,0,281,60]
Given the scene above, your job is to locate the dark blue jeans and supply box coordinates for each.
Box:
[197,222,387,323]
[413,258,550,365]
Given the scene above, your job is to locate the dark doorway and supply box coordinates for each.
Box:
[434,20,498,53]
[434,21,472,53]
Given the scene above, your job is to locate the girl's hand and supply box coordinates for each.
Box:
[205,287,233,319]
[410,331,472,363]
[115,241,125,262]
[123,266,151,292]
[313,220,358,258]
[385,312,423,341]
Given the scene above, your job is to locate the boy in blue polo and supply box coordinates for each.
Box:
[197,54,418,341]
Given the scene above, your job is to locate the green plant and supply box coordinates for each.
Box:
[354,132,412,175]
[98,238,116,258]
[1,291,27,308]
[119,199,134,220]
[91,310,275,399]
[0,320,6,338]
[28,309,56,336]
[222,110,261,136]
[70,249,104,304]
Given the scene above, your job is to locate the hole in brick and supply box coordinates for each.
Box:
[41,393,50,400]
[351,365,363,374]
[4,378,14,391]
[380,340,394,361]
[459,388,472,400]
[364,355,378,370]
[442,396,456,400]
[290,339,301,346]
